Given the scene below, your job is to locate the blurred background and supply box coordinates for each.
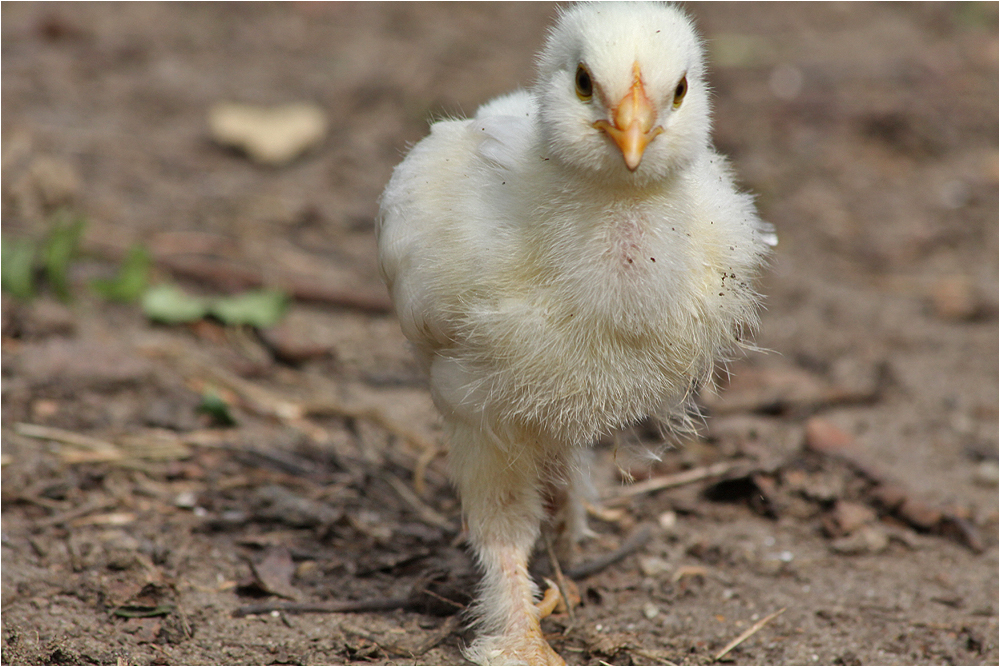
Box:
[2,3,997,665]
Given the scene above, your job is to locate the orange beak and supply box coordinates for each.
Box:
[594,63,664,171]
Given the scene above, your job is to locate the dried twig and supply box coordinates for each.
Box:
[605,461,738,505]
[384,472,456,532]
[15,422,192,465]
[713,607,786,661]
[232,598,409,618]
[340,622,414,658]
[416,585,467,613]
[411,615,461,657]
[234,571,470,621]
[629,647,678,666]
[14,422,117,452]
[36,498,120,528]
[565,524,653,580]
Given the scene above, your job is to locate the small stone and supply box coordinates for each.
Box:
[797,470,845,503]
[103,532,143,570]
[638,555,671,577]
[260,316,335,364]
[830,525,889,555]
[822,500,877,537]
[898,498,942,531]
[929,275,982,321]
[31,398,60,419]
[174,491,198,509]
[804,417,856,455]
[657,510,677,531]
[642,602,660,620]
[973,461,999,487]
[295,560,318,580]
[869,483,908,511]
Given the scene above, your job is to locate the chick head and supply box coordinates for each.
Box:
[535,2,710,183]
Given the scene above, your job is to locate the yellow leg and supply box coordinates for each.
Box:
[448,422,566,665]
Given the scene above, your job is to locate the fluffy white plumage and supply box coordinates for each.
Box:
[378,3,774,664]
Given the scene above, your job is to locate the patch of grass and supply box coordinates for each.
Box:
[90,244,151,303]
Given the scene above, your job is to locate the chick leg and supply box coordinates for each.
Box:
[542,449,591,566]
[448,421,565,666]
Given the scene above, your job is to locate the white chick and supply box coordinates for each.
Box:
[378,3,775,664]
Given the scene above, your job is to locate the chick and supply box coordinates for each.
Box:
[377,3,774,664]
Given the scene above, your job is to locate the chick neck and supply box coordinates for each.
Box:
[546,146,699,199]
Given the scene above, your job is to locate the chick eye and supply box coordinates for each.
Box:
[575,64,593,101]
[672,75,688,108]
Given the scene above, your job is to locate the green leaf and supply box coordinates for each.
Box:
[210,289,288,328]
[196,389,237,427]
[91,244,151,302]
[141,284,289,328]
[1,236,38,300]
[141,284,209,324]
[42,211,86,302]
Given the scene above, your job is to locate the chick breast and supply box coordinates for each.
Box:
[380,112,767,445]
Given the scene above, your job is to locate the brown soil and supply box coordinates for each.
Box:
[2,3,997,665]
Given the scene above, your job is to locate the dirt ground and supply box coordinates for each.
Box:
[2,3,998,665]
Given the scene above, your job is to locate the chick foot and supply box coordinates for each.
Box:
[466,581,566,665]
[467,627,565,666]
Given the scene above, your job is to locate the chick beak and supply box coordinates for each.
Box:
[594,63,664,171]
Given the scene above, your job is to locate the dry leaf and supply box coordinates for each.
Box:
[249,545,300,601]
[209,102,327,166]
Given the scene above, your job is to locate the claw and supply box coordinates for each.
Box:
[536,579,562,619]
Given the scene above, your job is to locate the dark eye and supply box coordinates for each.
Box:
[575,64,593,101]
[673,75,688,108]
